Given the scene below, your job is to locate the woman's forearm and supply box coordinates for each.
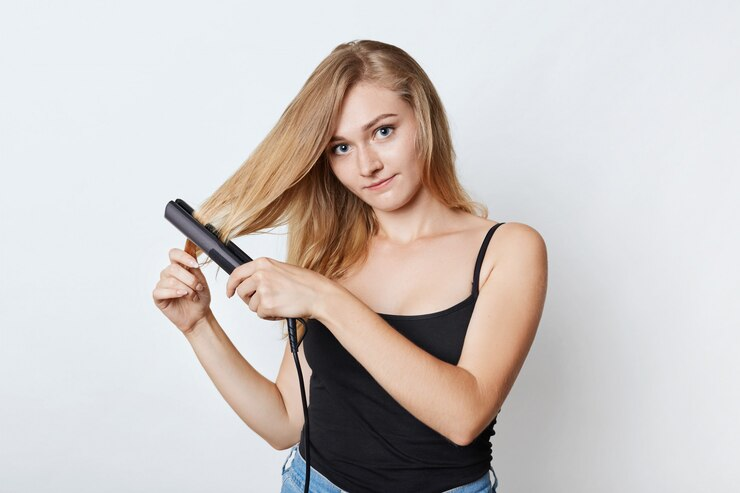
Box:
[313,282,484,446]
[184,311,297,450]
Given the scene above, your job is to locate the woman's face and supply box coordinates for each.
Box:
[326,82,424,213]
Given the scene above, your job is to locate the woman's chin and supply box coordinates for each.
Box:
[366,195,417,214]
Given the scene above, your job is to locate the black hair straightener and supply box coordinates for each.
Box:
[164,198,311,493]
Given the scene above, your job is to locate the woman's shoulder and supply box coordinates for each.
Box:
[472,218,547,287]
[480,219,546,254]
[458,215,538,242]
[440,212,545,250]
[485,219,543,242]
[463,213,540,235]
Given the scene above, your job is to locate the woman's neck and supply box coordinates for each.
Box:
[372,187,464,245]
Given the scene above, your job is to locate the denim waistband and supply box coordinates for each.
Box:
[281,444,498,492]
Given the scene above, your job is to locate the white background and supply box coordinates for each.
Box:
[1,1,738,492]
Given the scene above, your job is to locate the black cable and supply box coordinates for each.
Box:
[287,317,310,493]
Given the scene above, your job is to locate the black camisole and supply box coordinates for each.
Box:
[299,222,506,492]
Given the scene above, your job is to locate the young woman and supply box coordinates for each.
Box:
[152,39,547,493]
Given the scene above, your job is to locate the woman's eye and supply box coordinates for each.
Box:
[330,126,394,155]
[376,126,394,138]
[332,144,350,155]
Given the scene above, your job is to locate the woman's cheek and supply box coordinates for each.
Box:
[330,165,357,193]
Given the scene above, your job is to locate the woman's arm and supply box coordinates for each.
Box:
[313,223,548,446]
[185,311,305,450]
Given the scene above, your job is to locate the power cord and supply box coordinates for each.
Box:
[287,317,310,493]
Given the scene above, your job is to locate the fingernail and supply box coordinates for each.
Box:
[193,294,199,302]
[190,261,199,268]
[196,284,203,291]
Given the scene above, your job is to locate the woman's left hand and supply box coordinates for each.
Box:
[226,257,330,321]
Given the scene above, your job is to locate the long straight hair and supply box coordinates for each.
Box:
[185,40,486,335]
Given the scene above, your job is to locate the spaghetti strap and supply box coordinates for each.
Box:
[472,222,505,297]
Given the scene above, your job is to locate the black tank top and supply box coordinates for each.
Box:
[299,222,505,492]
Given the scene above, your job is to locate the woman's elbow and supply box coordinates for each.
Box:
[268,436,299,451]
[263,421,303,451]
[449,410,498,447]
[448,427,477,447]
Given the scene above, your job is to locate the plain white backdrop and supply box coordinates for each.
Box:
[1,1,738,491]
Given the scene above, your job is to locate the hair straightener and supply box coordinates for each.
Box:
[164,198,311,493]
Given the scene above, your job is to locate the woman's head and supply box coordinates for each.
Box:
[189,40,486,282]
[304,40,478,213]
[325,80,425,215]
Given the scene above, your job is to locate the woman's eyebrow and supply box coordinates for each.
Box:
[329,113,398,143]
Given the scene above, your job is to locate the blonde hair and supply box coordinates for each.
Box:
[184,39,487,337]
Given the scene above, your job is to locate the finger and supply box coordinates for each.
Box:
[187,260,208,285]
[163,277,194,294]
[169,248,200,269]
[164,278,201,302]
[166,248,207,288]
[248,291,261,314]
[153,286,189,301]
[164,263,202,292]
[226,262,257,298]
[233,276,258,301]
[247,287,278,319]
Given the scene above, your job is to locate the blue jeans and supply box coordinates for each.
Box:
[280,444,499,493]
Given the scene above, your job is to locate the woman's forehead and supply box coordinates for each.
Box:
[333,83,411,129]
[341,82,402,110]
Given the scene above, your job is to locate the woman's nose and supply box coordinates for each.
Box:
[357,146,383,176]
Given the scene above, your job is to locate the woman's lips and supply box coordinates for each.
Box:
[366,174,396,190]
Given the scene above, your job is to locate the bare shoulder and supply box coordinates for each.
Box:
[495,222,546,250]
[477,221,548,289]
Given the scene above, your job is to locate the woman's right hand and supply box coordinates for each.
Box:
[152,248,212,334]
